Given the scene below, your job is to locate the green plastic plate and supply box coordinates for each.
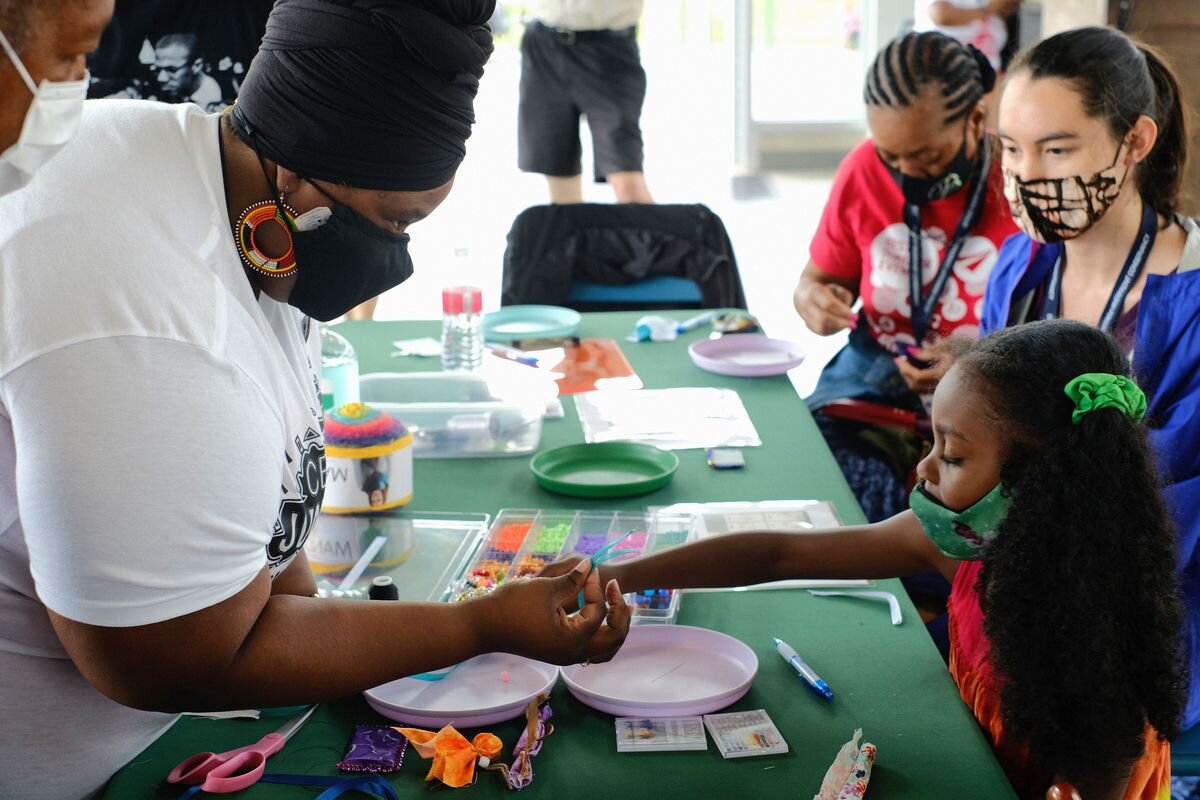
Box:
[530,442,680,498]
[483,305,582,341]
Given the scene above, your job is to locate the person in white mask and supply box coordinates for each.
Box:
[0,0,113,196]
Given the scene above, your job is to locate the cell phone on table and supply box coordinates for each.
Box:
[895,342,934,370]
[706,447,746,470]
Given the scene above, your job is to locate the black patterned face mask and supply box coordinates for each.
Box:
[1002,141,1130,244]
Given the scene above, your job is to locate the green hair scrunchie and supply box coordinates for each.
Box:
[1063,373,1147,424]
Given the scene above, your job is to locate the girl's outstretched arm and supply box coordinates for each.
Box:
[546,510,957,594]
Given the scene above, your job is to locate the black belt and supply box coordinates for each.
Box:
[531,20,637,44]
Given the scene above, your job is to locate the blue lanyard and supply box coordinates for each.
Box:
[1041,200,1158,332]
[905,137,993,346]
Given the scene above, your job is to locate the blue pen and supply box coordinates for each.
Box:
[486,343,539,367]
[675,311,720,334]
[773,637,834,701]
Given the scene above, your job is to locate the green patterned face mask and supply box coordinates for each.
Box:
[909,481,1012,560]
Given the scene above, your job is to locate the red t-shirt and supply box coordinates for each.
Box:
[809,138,1017,352]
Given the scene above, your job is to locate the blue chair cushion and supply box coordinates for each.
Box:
[1175,722,1200,775]
[566,276,703,304]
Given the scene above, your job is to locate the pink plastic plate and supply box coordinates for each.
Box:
[364,654,559,728]
[688,335,805,377]
[561,625,758,717]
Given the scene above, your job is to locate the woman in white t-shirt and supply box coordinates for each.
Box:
[0,3,628,798]
[913,0,1017,71]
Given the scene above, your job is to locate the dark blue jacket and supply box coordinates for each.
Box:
[982,224,1200,728]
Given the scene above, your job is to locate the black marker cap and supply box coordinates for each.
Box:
[368,575,399,601]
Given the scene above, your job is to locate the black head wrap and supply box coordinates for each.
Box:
[232,0,495,191]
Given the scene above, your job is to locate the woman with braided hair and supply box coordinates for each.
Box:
[795,31,1017,635]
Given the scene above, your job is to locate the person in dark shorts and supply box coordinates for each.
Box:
[518,0,653,204]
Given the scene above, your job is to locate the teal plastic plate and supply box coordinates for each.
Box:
[530,442,680,498]
[483,305,582,341]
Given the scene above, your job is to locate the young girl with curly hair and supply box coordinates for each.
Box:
[550,320,1186,799]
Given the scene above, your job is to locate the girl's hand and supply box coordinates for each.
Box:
[794,279,857,336]
[893,347,947,394]
[480,560,629,665]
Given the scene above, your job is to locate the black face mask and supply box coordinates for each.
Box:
[288,185,415,322]
[885,132,978,205]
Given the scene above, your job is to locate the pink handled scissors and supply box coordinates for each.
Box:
[166,705,316,793]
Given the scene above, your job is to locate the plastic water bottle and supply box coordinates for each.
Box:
[441,286,483,372]
[320,324,360,410]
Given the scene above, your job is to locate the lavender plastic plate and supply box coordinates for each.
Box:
[688,334,805,377]
[364,654,559,728]
[561,625,758,717]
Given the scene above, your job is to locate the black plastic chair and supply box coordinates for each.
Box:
[501,203,747,312]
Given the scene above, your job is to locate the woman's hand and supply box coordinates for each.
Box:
[537,554,587,580]
[794,279,857,336]
[986,0,1020,17]
[893,347,947,394]
[793,263,858,336]
[478,559,629,665]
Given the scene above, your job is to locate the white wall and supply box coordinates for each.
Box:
[1036,0,1107,36]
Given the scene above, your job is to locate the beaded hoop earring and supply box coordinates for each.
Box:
[235,199,299,277]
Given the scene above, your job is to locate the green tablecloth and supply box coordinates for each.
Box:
[102,312,1014,799]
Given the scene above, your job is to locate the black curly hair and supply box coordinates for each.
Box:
[953,319,1186,788]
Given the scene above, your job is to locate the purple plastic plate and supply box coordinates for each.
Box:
[364,654,558,728]
[688,334,805,377]
[561,625,758,717]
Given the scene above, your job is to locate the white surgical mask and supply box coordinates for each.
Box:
[0,28,88,197]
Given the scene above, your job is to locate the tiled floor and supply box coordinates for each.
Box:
[370,43,848,397]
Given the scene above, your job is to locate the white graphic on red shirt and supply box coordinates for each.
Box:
[865,222,998,349]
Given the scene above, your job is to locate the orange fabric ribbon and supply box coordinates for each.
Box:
[393,725,503,789]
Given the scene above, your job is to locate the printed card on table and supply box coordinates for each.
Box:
[702,709,788,759]
[614,716,708,752]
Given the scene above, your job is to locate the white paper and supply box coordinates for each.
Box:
[574,388,761,450]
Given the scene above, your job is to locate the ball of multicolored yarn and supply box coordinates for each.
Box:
[325,402,406,448]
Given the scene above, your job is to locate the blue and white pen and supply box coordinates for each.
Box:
[773,637,834,701]
[676,311,720,334]
[486,343,539,367]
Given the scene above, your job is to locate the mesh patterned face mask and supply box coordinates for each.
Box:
[1002,140,1131,244]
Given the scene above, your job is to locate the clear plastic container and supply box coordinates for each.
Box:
[444,509,539,602]
[443,509,700,624]
[309,511,490,601]
[441,286,484,372]
[358,372,546,458]
[320,324,360,410]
